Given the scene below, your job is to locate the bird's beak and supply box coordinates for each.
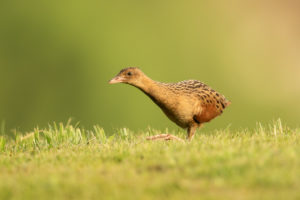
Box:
[109,76,125,84]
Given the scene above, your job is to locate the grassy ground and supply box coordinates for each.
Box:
[0,120,299,200]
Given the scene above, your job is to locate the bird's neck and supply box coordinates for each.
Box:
[134,76,169,107]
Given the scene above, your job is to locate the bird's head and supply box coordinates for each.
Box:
[109,67,145,86]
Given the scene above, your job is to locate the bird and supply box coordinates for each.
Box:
[109,67,231,141]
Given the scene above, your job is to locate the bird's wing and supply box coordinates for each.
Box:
[193,86,230,123]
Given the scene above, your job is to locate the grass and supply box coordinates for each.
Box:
[0,120,299,200]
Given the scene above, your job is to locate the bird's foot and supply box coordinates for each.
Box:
[146,134,185,142]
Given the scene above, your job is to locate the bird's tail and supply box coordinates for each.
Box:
[225,100,231,107]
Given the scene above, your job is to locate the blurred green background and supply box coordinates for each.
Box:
[0,0,299,134]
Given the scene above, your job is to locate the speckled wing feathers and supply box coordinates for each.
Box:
[162,80,230,123]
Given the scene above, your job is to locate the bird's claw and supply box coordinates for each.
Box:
[146,134,185,142]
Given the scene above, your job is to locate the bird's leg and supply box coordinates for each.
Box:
[146,134,184,142]
[187,125,197,141]
[187,124,204,141]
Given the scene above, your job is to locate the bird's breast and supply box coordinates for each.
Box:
[156,95,196,128]
[140,84,197,128]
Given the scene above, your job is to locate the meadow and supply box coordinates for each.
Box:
[0,120,299,200]
[1,2,299,199]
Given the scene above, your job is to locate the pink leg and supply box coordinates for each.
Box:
[146,134,184,142]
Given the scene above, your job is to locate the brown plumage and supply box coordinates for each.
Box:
[109,67,231,141]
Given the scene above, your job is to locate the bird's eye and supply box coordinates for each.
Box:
[127,72,132,76]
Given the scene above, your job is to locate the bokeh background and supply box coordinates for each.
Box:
[0,0,299,134]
